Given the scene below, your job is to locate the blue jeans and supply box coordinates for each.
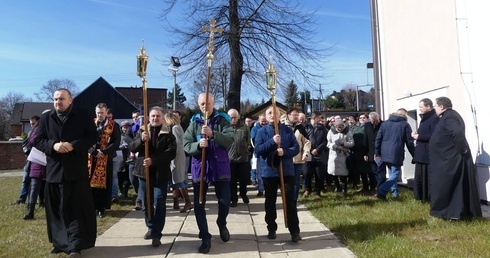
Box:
[27,178,43,206]
[128,163,141,201]
[376,163,400,197]
[192,181,230,241]
[138,178,168,240]
[18,167,31,202]
[293,164,303,202]
[372,162,387,189]
[112,160,119,198]
[256,159,264,192]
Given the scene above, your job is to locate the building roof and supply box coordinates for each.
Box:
[73,77,139,119]
[242,99,288,119]
[10,102,53,124]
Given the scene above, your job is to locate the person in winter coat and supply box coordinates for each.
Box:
[429,97,481,220]
[227,108,252,207]
[164,112,193,213]
[327,118,354,196]
[129,106,177,247]
[23,116,46,220]
[411,98,439,202]
[284,108,310,203]
[303,111,328,199]
[255,106,301,242]
[183,93,234,254]
[374,111,415,199]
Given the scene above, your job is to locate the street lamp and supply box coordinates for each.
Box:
[168,56,181,111]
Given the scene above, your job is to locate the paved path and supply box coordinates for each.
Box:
[83,186,356,258]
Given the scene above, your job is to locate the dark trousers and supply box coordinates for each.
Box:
[27,177,45,206]
[18,167,31,202]
[230,162,251,203]
[413,163,430,202]
[263,176,300,235]
[305,161,325,195]
[193,181,230,241]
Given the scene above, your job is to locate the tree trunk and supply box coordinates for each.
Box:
[227,0,244,112]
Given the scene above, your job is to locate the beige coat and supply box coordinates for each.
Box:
[327,126,354,176]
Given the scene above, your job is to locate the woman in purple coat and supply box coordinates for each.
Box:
[23,122,46,220]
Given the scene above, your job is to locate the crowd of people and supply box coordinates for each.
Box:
[10,89,482,256]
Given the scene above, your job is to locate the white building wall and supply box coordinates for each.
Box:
[374,0,490,200]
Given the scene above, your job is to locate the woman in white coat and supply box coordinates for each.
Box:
[327,118,354,197]
[164,112,193,213]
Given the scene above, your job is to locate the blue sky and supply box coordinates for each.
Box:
[0,0,373,104]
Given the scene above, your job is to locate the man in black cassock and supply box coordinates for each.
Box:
[35,88,98,256]
[428,96,482,220]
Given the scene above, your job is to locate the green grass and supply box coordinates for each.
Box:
[0,176,133,258]
[2,173,490,257]
[301,188,490,258]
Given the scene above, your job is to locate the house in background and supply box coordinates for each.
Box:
[371,0,490,201]
[9,77,169,137]
[10,102,53,137]
[73,77,139,119]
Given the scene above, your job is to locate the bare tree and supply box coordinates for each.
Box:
[340,85,357,111]
[34,79,79,102]
[161,0,330,112]
[0,91,32,140]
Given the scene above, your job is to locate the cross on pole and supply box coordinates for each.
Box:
[202,19,223,65]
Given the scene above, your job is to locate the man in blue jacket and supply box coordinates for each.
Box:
[255,106,301,242]
[374,110,415,199]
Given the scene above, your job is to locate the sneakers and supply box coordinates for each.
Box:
[291,233,302,242]
[199,239,211,254]
[151,238,161,247]
[267,231,277,239]
[219,225,230,242]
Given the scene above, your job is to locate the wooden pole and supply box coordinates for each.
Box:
[142,78,151,220]
[271,94,288,227]
[199,19,223,203]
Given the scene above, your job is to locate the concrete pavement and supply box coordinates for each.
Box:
[83,186,356,258]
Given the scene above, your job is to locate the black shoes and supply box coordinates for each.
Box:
[219,226,230,242]
[267,231,277,239]
[50,247,62,254]
[256,191,264,197]
[9,200,23,205]
[230,202,237,207]
[144,230,151,240]
[241,195,250,204]
[68,251,81,257]
[291,233,302,242]
[199,239,211,254]
[151,238,161,247]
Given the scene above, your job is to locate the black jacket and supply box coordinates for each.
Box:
[129,125,177,185]
[305,123,328,162]
[413,109,439,163]
[35,107,98,183]
[364,120,383,162]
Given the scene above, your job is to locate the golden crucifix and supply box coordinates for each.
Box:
[199,19,223,203]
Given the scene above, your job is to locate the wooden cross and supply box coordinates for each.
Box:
[202,19,223,55]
